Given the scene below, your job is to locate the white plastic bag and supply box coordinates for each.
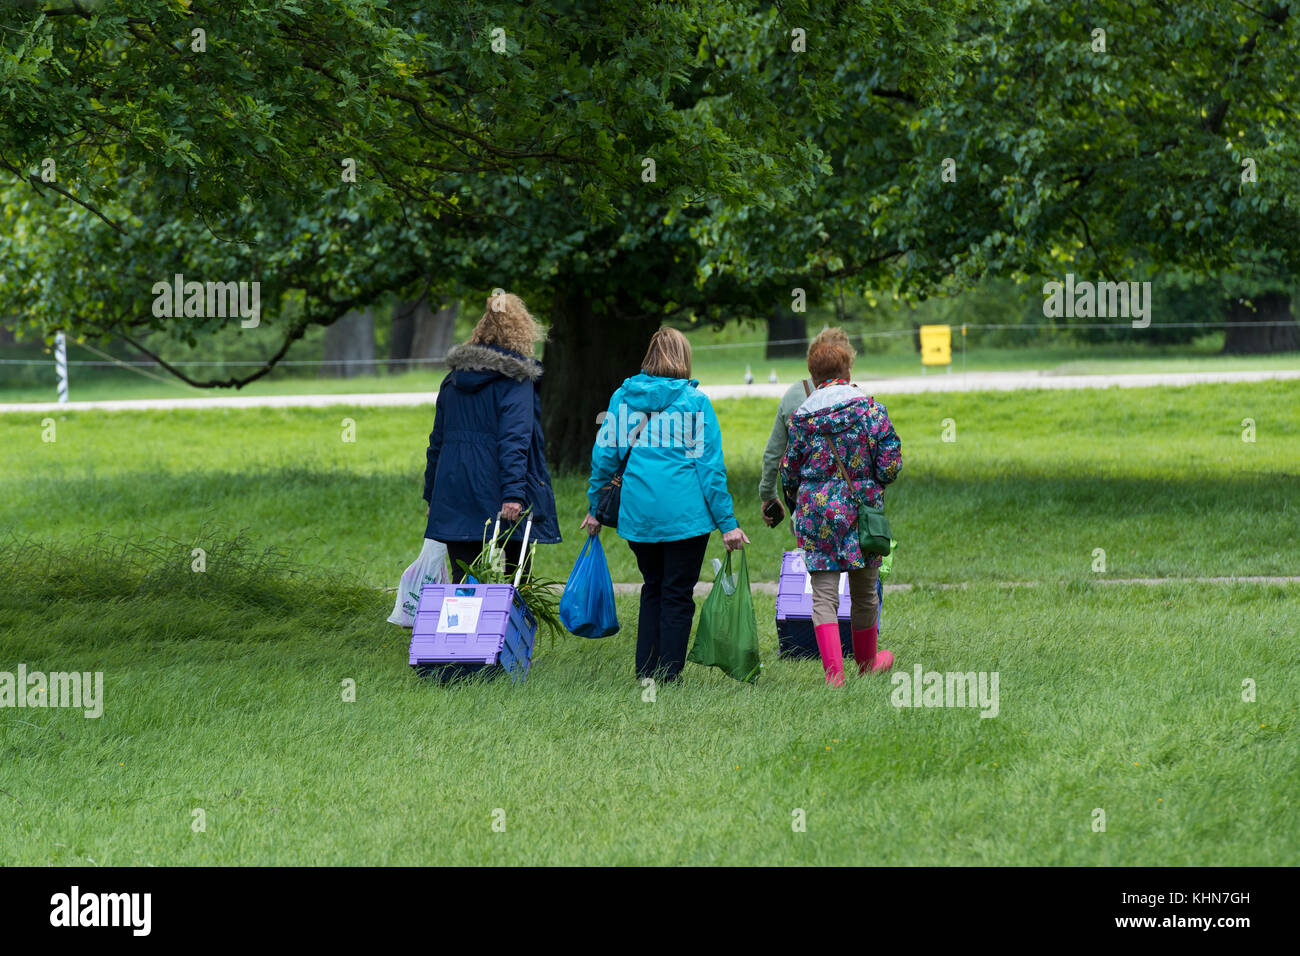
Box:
[387,538,450,628]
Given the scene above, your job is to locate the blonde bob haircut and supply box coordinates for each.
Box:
[469,291,547,356]
[641,327,693,379]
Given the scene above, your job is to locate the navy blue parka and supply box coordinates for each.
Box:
[423,343,562,544]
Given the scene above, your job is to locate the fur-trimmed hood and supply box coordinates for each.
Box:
[445,342,542,390]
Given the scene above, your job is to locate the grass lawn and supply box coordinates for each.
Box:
[1,381,1296,864]
[1,540,1294,865]
[3,381,1297,586]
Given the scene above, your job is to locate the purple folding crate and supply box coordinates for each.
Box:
[409,581,537,682]
[775,550,882,660]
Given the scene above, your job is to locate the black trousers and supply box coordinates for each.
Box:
[627,534,711,683]
[444,539,528,584]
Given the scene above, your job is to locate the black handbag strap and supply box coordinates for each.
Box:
[613,415,650,479]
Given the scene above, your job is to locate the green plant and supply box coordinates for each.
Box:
[450,511,566,643]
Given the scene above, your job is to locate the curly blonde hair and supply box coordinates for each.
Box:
[468,291,546,356]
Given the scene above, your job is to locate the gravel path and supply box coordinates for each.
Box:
[4,367,1297,414]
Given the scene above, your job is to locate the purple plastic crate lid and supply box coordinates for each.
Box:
[409,582,536,666]
[775,550,850,620]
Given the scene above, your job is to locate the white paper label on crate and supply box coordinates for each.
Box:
[438,596,483,633]
[802,571,848,595]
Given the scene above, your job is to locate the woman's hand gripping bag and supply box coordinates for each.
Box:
[688,550,761,683]
[559,535,620,638]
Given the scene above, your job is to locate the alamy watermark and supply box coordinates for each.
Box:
[0,665,103,718]
[50,886,150,936]
[1043,274,1151,328]
[891,664,999,718]
[596,404,705,459]
[151,273,260,328]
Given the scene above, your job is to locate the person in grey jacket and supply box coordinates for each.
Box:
[759,327,857,525]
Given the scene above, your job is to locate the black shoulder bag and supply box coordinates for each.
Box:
[593,416,650,528]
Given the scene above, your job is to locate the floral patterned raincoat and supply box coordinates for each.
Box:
[779,384,902,571]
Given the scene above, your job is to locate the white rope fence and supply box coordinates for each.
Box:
[0,320,1294,367]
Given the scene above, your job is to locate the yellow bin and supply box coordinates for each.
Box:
[919,324,952,367]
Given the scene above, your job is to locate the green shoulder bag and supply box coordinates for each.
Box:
[827,439,892,557]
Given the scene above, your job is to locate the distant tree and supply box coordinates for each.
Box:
[389,295,457,373]
[887,0,1300,351]
[765,306,807,360]
[705,1,1300,354]
[321,308,375,379]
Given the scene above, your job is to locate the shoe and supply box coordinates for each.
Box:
[814,623,846,686]
[852,625,894,675]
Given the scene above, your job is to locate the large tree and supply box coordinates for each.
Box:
[428,7,971,469]
[11,0,1293,473]
[0,0,967,468]
[0,0,840,370]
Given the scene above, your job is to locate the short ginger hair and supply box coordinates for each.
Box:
[807,341,853,385]
[808,326,856,363]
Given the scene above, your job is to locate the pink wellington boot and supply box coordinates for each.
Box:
[852,625,894,675]
[814,623,847,687]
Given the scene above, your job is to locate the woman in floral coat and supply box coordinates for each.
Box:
[780,339,902,686]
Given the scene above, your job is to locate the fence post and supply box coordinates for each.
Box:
[55,331,68,403]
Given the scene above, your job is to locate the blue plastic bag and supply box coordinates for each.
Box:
[559,535,620,638]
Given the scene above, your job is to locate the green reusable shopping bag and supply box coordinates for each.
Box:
[687,550,761,683]
[878,539,899,579]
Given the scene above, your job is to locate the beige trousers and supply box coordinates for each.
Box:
[810,566,879,631]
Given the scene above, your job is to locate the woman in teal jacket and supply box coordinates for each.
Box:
[582,328,749,683]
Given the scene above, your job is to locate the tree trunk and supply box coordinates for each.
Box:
[542,287,659,474]
[388,303,415,373]
[321,308,375,378]
[765,306,807,359]
[390,297,457,372]
[410,301,458,368]
[1222,292,1300,354]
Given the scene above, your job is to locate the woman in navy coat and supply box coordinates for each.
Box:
[423,292,561,580]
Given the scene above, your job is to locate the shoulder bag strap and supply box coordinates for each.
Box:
[614,415,650,479]
[826,437,865,507]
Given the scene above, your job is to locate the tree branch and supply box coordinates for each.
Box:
[0,156,129,236]
[105,320,309,390]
